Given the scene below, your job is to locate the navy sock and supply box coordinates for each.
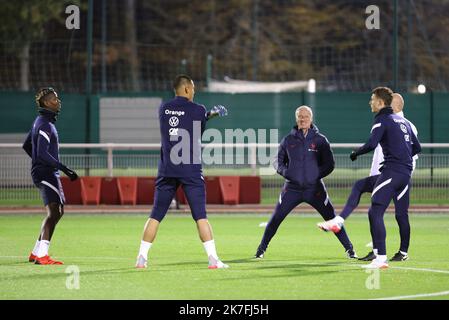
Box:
[334,226,353,251]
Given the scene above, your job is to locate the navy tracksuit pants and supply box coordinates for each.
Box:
[340,173,411,253]
[258,180,354,253]
[365,169,411,255]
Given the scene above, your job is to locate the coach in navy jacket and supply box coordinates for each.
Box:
[255,106,357,259]
[276,124,334,188]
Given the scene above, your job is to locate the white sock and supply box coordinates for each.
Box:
[32,240,40,255]
[335,216,345,224]
[203,240,219,262]
[376,254,387,263]
[138,240,152,260]
[400,250,408,256]
[37,240,50,258]
[373,248,378,255]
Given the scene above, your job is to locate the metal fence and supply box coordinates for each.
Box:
[0,143,448,204]
[1,0,449,93]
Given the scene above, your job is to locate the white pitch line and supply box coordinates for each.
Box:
[389,266,449,274]
[349,263,449,274]
[372,290,449,300]
[2,255,449,300]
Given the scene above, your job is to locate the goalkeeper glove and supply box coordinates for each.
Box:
[59,164,79,181]
[349,150,358,161]
[210,105,228,117]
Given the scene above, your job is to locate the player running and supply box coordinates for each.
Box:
[22,87,79,265]
[318,93,418,262]
[254,106,358,260]
[319,87,421,269]
[135,75,229,269]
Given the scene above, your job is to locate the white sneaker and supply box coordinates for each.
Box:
[317,216,344,233]
[361,259,389,269]
[135,255,148,269]
[208,256,229,269]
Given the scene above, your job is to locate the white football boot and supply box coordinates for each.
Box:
[317,216,345,233]
[208,255,229,269]
[135,254,148,269]
[361,258,389,269]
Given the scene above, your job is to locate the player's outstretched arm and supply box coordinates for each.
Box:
[351,119,386,160]
[206,105,228,120]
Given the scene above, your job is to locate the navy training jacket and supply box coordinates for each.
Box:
[276,124,335,188]
[22,108,64,180]
[354,106,421,176]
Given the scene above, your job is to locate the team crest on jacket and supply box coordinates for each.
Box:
[308,143,318,152]
[400,124,408,133]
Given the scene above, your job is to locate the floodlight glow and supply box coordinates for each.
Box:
[307,79,316,93]
[417,84,426,94]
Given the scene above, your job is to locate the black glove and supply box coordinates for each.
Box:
[350,150,358,161]
[60,164,79,181]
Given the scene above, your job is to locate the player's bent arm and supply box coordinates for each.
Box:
[411,130,422,157]
[36,125,78,180]
[318,137,335,178]
[22,131,32,158]
[36,131,63,169]
[275,138,289,177]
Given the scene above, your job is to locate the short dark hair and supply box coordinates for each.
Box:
[372,87,393,106]
[173,74,193,91]
[35,87,57,108]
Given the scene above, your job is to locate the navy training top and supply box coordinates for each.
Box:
[23,108,63,180]
[157,96,208,178]
[354,106,421,176]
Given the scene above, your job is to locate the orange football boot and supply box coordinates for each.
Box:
[28,252,37,262]
[34,255,64,265]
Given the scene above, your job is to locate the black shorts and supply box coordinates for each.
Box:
[150,176,206,222]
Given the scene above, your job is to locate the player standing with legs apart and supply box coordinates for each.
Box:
[318,93,418,262]
[254,106,358,260]
[22,88,79,265]
[320,87,420,269]
[136,75,229,269]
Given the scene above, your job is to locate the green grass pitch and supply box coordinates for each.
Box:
[1,213,449,300]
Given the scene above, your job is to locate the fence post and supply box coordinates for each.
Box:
[250,145,257,176]
[430,88,434,185]
[107,145,113,177]
[85,0,93,176]
[206,54,212,88]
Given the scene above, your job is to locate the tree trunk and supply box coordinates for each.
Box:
[19,42,30,91]
[125,0,141,91]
